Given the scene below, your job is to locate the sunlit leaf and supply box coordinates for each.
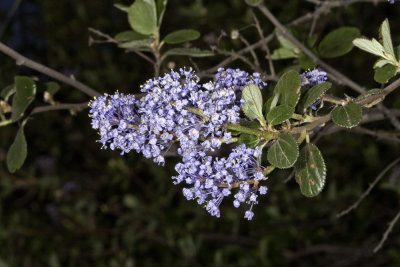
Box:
[242,84,264,123]
[379,18,395,58]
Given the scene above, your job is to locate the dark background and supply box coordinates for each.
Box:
[1,0,400,266]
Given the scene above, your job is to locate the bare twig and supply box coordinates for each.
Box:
[0,42,100,97]
[258,4,366,94]
[88,27,155,65]
[336,157,400,218]
[30,102,89,115]
[374,208,400,253]
[252,11,276,78]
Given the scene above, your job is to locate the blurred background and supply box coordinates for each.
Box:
[1,0,400,266]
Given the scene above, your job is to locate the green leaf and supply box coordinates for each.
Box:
[276,32,297,50]
[263,96,274,118]
[244,0,262,7]
[299,54,316,70]
[240,120,261,129]
[332,103,362,128]
[118,38,153,49]
[274,70,301,107]
[267,104,294,126]
[1,84,15,101]
[114,3,129,12]
[380,19,395,58]
[295,143,326,197]
[241,84,264,124]
[318,27,360,58]
[115,30,150,42]
[373,58,393,69]
[43,82,60,95]
[11,76,36,122]
[374,64,397,84]
[7,125,27,173]
[355,89,383,102]
[395,45,400,61]
[353,38,386,58]
[163,29,200,44]
[128,0,157,35]
[307,34,318,48]
[163,48,214,57]
[267,133,299,169]
[270,48,297,60]
[302,82,332,109]
[228,121,261,136]
[239,134,260,148]
[156,0,168,26]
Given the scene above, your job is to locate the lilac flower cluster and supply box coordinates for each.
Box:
[174,144,267,219]
[300,68,328,87]
[89,67,268,219]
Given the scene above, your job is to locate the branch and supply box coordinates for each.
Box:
[0,42,100,97]
[374,208,400,253]
[30,102,89,115]
[88,28,155,65]
[258,4,366,94]
[336,157,400,218]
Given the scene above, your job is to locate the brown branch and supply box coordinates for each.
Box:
[374,208,400,253]
[30,102,89,115]
[0,42,100,97]
[88,27,155,65]
[336,157,400,218]
[258,4,366,94]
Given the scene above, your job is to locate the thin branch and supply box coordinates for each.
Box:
[258,4,366,94]
[336,157,400,218]
[30,102,89,115]
[374,208,400,253]
[0,42,100,97]
[252,11,276,77]
[351,126,400,143]
[88,27,155,65]
[204,0,385,75]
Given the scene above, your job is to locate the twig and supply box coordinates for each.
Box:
[30,102,89,115]
[88,27,155,65]
[258,4,366,94]
[252,11,276,78]
[204,0,385,76]
[0,42,100,97]
[336,157,400,218]
[374,208,400,253]
[351,126,400,143]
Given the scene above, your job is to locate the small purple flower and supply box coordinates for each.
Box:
[300,69,327,87]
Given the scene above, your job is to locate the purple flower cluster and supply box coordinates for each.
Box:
[300,69,328,87]
[89,67,268,219]
[174,144,267,219]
